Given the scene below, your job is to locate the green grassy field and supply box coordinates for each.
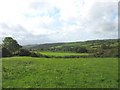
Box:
[39,52,89,57]
[2,57,118,88]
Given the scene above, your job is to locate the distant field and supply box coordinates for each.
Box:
[2,57,118,88]
[39,52,89,57]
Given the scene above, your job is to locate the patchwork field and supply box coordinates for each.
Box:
[2,57,118,88]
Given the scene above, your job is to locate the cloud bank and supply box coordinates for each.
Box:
[0,0,118,45]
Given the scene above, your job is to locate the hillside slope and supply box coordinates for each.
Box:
[23,39,118,51]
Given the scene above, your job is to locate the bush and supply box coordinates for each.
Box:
[30,52,42,57]
[30,52,51,58]
[17,49,31,56]
[93,48,118,57]
[75,47,88,53]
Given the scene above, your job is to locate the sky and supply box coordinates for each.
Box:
[0,0,118,45]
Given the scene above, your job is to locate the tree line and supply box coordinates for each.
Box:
[0,37,119,58]
[0,37,43,57]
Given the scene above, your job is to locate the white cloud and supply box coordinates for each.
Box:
[0,0,118,45]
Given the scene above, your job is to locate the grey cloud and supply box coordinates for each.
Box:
[89,2,117,21]
[0,23,10,30]
[91,21,117,34]
[0,23,52,45]
[30,1,49,10]
[84,2,118,36]
[30,1,60,17]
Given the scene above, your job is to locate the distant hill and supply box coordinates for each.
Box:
[23,39,119,52]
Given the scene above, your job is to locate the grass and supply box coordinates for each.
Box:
[39,51,89,57]
[2,57,118,88]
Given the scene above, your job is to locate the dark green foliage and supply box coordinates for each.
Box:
[94,47,118,57]
[101,44,110,49]
[17,49,31,56]
[30,52,45,57]
[2,47,12,57]
[0,46,2,57]
[2,37,22,53]
[74,47,88,53]
[30,52,39,57]
[0,50,1,58]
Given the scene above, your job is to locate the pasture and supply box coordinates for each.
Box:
[2,57,118,88]
[39,51,89,57]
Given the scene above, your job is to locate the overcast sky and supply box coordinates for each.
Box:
[0,0,118,45]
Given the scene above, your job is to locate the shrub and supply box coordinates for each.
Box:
[94,48,118,57]
[75,47,88,53]
[30,52,44,57]
[17,49,31,56]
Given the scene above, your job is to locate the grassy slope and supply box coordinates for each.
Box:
[2,57,118,88]
[23,39,118,50]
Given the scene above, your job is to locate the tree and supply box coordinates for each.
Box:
[2,37,22,53]
[101,44,110,49]
[74,47,88,53]
[0,45,1,57]
[2,47,12,57]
